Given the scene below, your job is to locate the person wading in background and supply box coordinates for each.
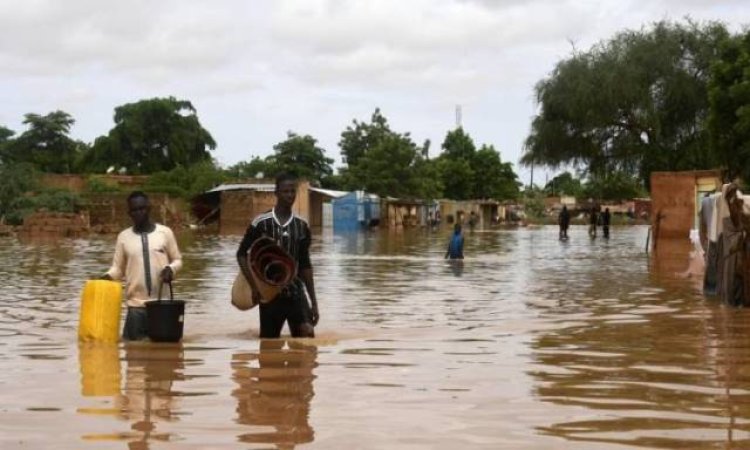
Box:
[236,173,320,338]
[558,205,570,240]
[588,206,598,238]
[602,207,611,239]
[101,191,183,341]
[445,223,465,260]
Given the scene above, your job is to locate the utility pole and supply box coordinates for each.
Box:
[455,105,462,129]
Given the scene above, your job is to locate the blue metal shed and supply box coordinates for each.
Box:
[333,191,380,232]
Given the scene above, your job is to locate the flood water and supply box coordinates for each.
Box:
[1,225,749,449]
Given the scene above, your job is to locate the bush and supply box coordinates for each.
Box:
[85,176,121,193]
[144,161,227,199]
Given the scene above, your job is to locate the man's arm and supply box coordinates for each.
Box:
[298,225,319,325]
[103,236,125,280]
[162,227,183,282]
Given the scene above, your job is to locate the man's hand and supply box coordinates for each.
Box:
[311,304,320,326]
[161,266,174,283]
[252,289,262,305]
[99,274,112,280]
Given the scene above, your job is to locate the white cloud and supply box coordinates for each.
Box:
[0,0,749,184]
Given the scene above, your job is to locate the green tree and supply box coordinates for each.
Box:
[2,111,81,173]
[438,128,520,200]
[226,157,272,179]
[471,144,521,200]
[582,171,648,200]
[83,97,216,174]
[544,171,584,197]
[0,163,38,222]
[145,160,228,199]
[339,108,392,167]
[339,109,441,198]
[0,125,14,164]
[344,133,432,198]
[269,132,333,185]
[522,20,729,187]
[708,30,750,182]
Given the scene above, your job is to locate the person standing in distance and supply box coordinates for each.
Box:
[236,173,320,338]
[445,223,465,260]
[102,191,183,341]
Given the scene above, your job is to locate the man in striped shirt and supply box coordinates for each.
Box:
[236,173,320,338]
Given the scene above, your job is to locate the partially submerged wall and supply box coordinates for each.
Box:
[650,170,721,240]
[17,212,90,238]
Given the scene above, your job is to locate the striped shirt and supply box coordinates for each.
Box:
[237,208,312,273]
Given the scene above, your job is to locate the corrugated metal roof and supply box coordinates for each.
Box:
[207,183,275,193]
[309,187,348,198]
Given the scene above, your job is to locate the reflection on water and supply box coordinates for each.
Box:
[232,340,317,448]
[4,226,750,448]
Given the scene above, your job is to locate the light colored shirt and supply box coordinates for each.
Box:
[107,224,183,307]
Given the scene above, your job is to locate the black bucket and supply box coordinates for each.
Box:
[146,282,185,343]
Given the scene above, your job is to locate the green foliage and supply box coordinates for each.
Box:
[0,163,38,222]
[82,97,216,174]
[544,171,584,197]
[226,132,334,186]
[522,20,729,187]
[144,160,228,199]
[270,132,333,184]
[708,30,750,182]
[522,189,546,219]
[1,111,82,173]
[339,108,392,167]
[338,110,441,199]
[438,128,520,200]
[225,157,271,179]
[85,176,121,193]
[582,171,648,200]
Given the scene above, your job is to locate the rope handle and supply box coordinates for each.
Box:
[157,280,174,302]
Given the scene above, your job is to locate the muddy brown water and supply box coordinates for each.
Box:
[1,226,747,449]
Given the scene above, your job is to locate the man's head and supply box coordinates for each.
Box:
[454,223,462,234]
[127,191,150,228]
[275,172,298,209]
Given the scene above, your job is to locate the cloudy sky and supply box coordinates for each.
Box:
[1,0,749,184]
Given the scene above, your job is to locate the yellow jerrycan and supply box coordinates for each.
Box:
[78,280,123,342]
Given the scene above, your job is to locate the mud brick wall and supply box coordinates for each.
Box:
[18,212,90,237]
[85,193,186,233]
[40,174,149,193]
[219,182,310,234]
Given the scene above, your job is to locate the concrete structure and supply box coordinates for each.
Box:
[650,170,722,240]
[332,191,380,232]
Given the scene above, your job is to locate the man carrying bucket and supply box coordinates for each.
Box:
[101,191,183,341]
[236,173,320,338]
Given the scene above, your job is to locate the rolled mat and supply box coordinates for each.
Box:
[248,237,298,303]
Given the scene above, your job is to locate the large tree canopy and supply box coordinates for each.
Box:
[1,111,82,173]
[439,128,520,200]
[709,30,750,183]
[338,109,441,199]
[522,20,729,188]
[269,132,334,184]
[83,97,216,174]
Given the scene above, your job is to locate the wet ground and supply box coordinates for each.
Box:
[1,225,749,449]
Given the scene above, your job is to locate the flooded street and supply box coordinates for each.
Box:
[2,225,749,449]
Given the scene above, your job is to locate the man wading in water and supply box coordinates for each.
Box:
[102,191,183,341]
[236,173,320,338]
